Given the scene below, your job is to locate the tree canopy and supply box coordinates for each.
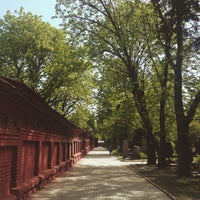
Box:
[55,0,200,175]
[1,1,200,177]
[0,8,96,131]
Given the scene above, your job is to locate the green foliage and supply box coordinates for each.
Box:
[0,8,63,88]
[150,0,200,176]
[111,149,121,156]
[55,0,179,151]
[193,155,200,164]
[140,152,147,159]
[95,58,142,143]
[189,121,200,144]
[2,0,200,175]
[0,8,96,130]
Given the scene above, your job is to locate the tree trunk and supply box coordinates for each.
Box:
[176,123,192,176]
[146,134,157,165]
[126,54,156,165]
[134,90,156,165]
[174,3,192,176]
[158,82,168,168]
[158,135,167,168]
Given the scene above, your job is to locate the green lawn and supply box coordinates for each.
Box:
[130,165,200,200]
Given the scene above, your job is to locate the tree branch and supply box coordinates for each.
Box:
[187,90,200,124]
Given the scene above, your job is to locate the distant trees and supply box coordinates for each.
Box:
[56,0,158,165]
[96,59,140,146]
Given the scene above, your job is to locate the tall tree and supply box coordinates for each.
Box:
[0,8,96,128]
[0,8,65,89]
[151,0,200,176]
[56,0,158,164]
[141,7,175,168]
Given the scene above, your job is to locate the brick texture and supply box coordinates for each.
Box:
[0,76,94,200]
[0,146,16,197]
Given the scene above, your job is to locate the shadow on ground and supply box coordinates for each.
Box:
[30,148,171,200]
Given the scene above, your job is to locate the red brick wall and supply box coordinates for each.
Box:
[0,146,17,197]
[42,142,51,170]
[0,78,91,199]
[61,143,65,161]
[52,142,59,166]
[21,141,36,181]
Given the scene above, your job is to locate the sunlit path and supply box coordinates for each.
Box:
[30,147,172,200]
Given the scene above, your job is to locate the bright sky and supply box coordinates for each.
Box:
[0,0,62,28]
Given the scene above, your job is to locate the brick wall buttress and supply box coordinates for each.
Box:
[0,146,17,197]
